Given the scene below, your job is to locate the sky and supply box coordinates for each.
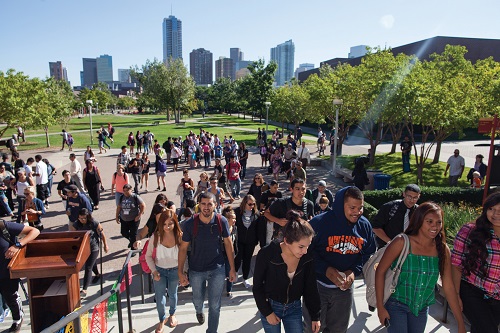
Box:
[1,0,499,86]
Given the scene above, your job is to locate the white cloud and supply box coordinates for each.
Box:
[380,15,395,29]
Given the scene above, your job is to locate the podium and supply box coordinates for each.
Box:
[8,231,91,333]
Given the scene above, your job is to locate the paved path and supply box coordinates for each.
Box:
[0,116,470,332]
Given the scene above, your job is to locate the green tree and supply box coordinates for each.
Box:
[210,77,238,113]
[243,59,277,121]
[131,59,170,117]
[164,58,196,122]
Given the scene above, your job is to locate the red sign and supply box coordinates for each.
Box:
[478,118,500,134]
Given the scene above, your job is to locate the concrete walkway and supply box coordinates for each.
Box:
[0,116,470,332]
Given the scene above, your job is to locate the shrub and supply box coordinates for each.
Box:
[442,202,481,248]
[363,201,378,221]
[363,187,484,209]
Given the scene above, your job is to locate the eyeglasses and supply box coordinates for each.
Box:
[405,195,419,201]
[23,192,32,195]
[247,203,256,207]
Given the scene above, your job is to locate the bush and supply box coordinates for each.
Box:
[363,201,378,221]
[363,187,484,209]
[441,202,481,248]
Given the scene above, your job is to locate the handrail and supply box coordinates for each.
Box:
[40,249,142,333]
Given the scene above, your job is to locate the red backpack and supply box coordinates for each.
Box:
[139,233,158,274]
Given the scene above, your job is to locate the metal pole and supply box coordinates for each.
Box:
[124,265,134,333]
[266,105,269,132]
[116,291,124,333]
[483,114,498,203]
[333,105,339,172]
[89,105,93,145]
[99,233,103,295]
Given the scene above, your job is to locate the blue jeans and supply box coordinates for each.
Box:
[153,266,179,321]
[229,178,241,197]
[385,297,428,333]
[190,264,226,333]
[260,299,303,333]
[0,192,12,215]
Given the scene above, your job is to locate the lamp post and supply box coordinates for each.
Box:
[332,98,343,173]
[264,101,271,132]
[86,100,94,144]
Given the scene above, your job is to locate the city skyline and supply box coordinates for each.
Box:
[1,0,499,86]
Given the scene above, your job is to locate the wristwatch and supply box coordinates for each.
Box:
[14,239,23,248]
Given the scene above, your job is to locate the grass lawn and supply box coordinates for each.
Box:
[334,152,470,188]
[2,113,316,152]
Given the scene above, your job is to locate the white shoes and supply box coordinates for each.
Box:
[243,279,252,289]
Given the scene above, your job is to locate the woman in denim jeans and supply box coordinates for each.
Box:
[375,202,465,333]
[253,210,320,333]
[145,209,182,332]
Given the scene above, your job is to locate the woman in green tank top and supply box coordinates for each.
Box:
[374,202,466,333]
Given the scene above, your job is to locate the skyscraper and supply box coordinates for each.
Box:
[49,61,66,81]
[270,40,295,86]
[118,69,131,83]
[163,15,183,63]
[190,48,213,85]
[230,48,244,80]
[82,58,97,87]
[96,54,113,83]
[294,63,314,79]
[215,57,234,81]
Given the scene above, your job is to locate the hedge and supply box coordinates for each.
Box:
[363,187,484,210]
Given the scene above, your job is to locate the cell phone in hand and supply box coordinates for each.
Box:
[384,318,390,328]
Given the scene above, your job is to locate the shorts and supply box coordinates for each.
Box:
[156,171,166,177]
[172,158,179,165]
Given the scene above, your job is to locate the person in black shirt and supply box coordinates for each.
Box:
[259,180,283,247]
[128,152,143,194]
[264,178,314,242]
[73,208,108,297]
[371,184,421,248]
[57,170,76,209]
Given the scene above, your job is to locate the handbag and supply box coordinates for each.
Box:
[363,233,410,309]
[139,234,157,274]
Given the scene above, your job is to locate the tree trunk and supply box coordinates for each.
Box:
[369,143,377,166]
[432,140,442,164]
[44,127,50,147]
[281,122,285,138]
[166,110,170,121]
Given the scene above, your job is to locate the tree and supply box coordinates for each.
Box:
[210,77,238,113]
[117,96,136,110]
[0,70,74,146]
[164,58,196,122]
[243,59,277,121]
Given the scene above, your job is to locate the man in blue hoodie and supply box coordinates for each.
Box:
[304,186,376,333]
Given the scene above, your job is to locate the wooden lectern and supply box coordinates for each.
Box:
[8,231,91,333]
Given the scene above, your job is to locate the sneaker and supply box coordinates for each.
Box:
[196,313,205,325]
[162,187,166,192]
[244,279,252,289]
[92,275,101,284]
[8,316,22,333]
[0,308,9,323]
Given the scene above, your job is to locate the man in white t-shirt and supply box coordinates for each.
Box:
[444,149,465,186]
[34,155,49,207]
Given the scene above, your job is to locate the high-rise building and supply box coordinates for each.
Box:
[82,58,97,87]
[190,48,213,85]
[118,69,131,83]
[215,57,234,81]
[96,54,113,83]
[270,40,295,86]
[294,63,314,79]
[348,45,368,58]
[49,61,66,81]
[229,48,244,80]
[163,15,183,63]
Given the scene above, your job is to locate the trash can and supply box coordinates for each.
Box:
[366,170,383,190]
[373,174,392,190]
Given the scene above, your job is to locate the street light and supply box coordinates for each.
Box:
[264,101,271,132]
[332,98,343,173]
[86,100,94,144]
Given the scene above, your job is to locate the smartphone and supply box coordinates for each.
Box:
[384,318,390,328]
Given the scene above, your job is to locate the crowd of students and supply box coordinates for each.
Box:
[1,124,498,333]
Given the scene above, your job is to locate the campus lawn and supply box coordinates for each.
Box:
[2,113,316,152]
[335,152,470,188]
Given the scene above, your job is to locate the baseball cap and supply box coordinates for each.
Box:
[318,180,327,187]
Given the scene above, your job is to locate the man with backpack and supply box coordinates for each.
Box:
[178,192,236,332]
[65,184,93,231]
[371,184,421,248]
[116,184,146,250]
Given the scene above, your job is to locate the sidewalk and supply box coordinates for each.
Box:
[0,117,468,332]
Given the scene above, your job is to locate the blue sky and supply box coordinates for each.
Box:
[1,0,499,86]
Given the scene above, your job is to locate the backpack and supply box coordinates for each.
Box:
[113,172,127,181]
[67,134,74,145]
[102,129,109,137]
[157,160,167,173]
[139,233,158,274]
[191,213,225,254]
[363,233,410,309]
[110,127,115,134]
